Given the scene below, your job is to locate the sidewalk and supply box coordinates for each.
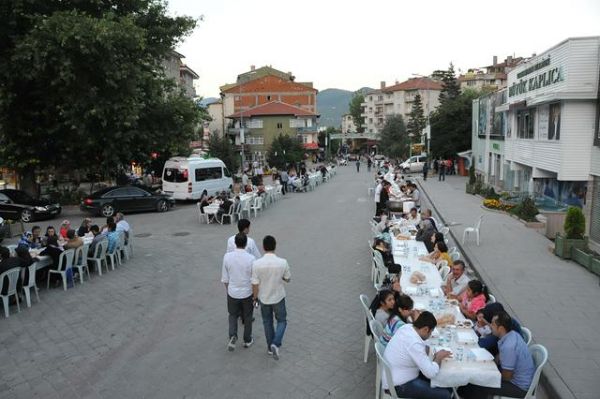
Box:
[418,175,600,399]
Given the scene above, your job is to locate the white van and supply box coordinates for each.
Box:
[400,155,428,173]
[162,157,233,200]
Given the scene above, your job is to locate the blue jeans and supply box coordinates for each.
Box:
[260,298,287,349]
[394,377,451,399]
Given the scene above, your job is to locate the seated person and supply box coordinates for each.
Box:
[370,289,396,325]
[375,214,390,234]
[19,225,43,249]
[477,303,523,356]
[443,260,470,298]
[77,218,92,237]
[383,312,452,399]
[217,195,234,222]
[198,190,213,213]
[421,208,439,231]
[459,280,489,320]
[87,225,104,256]
[415,219,436,252]
[104,222,119,253]
[39,236,64,284]
[373,238,400,273]
[380,294,420,347]
[0,246,26,295]
[244,184,254,193]
[407,207,420,225]
[59,220,71,240]
[419,241,451,265]
[459,311,535,399]
[475,308,492,338]
[64,229,83,250]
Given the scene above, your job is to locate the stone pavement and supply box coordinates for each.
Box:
[0,165,380,399]
[417,175,600,399]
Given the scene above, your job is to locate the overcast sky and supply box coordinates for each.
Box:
[167,0,600,98]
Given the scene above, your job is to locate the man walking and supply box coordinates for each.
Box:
[438,159,446,181]
[227,219,261,258]
[422,160,429,181]
[356,158,361,172]
[279,168,288,195]
[252,235,291,360]
[221,234,256,351]
[367,157,373,172]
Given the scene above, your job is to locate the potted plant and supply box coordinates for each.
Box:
[555,206,587,259]
[571,247,593,270]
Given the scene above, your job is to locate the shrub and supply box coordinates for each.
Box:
[512,197,539,222]
[484,187,500,200]
[564,206,585,239]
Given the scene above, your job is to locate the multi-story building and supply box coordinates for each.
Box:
[496,36,600,249]
[226,101,319,162]
[361,78,442,135]
[162,50,199,98]
[459,55,523,91]
[206,100,225,137]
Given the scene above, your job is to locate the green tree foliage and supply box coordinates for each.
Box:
[406,93,426,140]
[564,206,586,239]
[378,115,409,159]
[207,133,239,173]
[429,89,479,158]
[348,93,365,133]
[433,63,461,105]
[267,134,304,169]
[0,1,199,193]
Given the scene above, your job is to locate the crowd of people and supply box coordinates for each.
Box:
[221,219,291,361]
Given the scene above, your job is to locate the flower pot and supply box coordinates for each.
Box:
[590,258,600,276]
[571,247,593,270]
[555,233,588,260]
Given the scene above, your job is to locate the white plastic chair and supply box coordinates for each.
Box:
[463,215,483,246]
[450,252,461,262]
[1,267,22,317]
[197,202,209,224]
[123,230,133,260]
[440,226,450,236]
[106,239,119,271]
[448,246,458,255]
[359,294,375,363]
[250,196,263,218]
[369,319,385,399]
[89,238,109,276]
[275,185,283,200]
[47,249,75,291]
[72,245,91,285]
[435,259,448,271]
[521,327,533,346]
[372,251,388,289]
[440,265,451,280]
[241,198,252,219]
[219,203,235,225]
[22,262,40,308]
[115,232,126,265]
[487,294,497,304]
[494,344,547,399]
[231,201,242,222]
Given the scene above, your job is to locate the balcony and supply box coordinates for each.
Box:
[227,127,250,135]
[296,126,317,133]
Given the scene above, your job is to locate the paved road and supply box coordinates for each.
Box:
[418,175,599,399]
[0,166,379,399]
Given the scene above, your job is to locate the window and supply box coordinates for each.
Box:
[0,193,10,203]
[266,95,271,101]
[163,168,188,183]
[378,95,383,101]
[277,122,283,129]
[223,168,231,178]
[235,96,240,101]
[548,103,561,140]
[517,109,535,139]
[104,188,131,198]
[369,118,373,123]
[195,167,222,181]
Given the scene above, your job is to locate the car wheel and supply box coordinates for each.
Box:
[101,204,115,217]
[20,209,33,223]
[157,200,168,212]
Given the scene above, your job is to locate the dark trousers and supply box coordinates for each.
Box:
[227,294,253,343]
[281,182,287,195]
[439,170,445,181]
[458,381,528,399]
[392,376,451,399]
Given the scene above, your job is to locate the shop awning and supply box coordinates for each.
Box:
[303,142,319,150]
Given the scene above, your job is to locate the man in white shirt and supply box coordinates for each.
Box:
[226,219,261,258]
[421,208,439,231]
[443,260,470,298]
[221,234,256,351]
[251,235,291,360]
[383,312,452,399]
[374,179,383,216]
[115,212,130,239]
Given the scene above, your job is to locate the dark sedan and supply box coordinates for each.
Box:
[0,189,62,223]
[80,186,175,217]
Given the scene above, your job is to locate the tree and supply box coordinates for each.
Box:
[348,92,365,133]
[429,89,480,158]
[0,1,199,194]
[267,134,304,169]
[207,133,239,173]
[433,63,461,104]
[378,115,410,160]
[406,94,427,141]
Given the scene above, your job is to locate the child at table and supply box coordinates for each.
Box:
[475,309,492,337]
[459,280,489,320]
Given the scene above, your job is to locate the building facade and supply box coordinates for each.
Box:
[459,55,523,91]
[162,51,199,98]
[500,36,600,249]
[226,101,319,163]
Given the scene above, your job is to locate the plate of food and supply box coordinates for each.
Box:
[456,320,473,329]
[409,271,427,285]
[445,299,459,306]
[435,313,456,328]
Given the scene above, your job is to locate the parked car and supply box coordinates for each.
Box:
[0,189,62,223]
[80,186,175,217]
[400,155,428,173]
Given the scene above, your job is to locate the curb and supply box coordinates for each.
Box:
[417,179,569,399]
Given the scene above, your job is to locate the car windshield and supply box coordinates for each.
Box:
[163,168,188,183]
[8,191,34,203]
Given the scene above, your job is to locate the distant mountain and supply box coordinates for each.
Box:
[317,88,374,128]
[198,97,219,107]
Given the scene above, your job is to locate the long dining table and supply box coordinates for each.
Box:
[389,233,501,389]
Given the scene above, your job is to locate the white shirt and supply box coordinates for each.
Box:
[411,189,420,204]
[242,174,248,186]
[374,183,383,203]
[382,324,440,389]
[227,235,261,259]
[251,253,291,305]
[221,249,256,299]
[407,214,421,226]
[116,220,130,233]
[445,272,470,296]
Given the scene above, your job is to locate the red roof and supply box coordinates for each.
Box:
[384,77,443,92]
[303,142,319,150]
[227,101,318,118]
